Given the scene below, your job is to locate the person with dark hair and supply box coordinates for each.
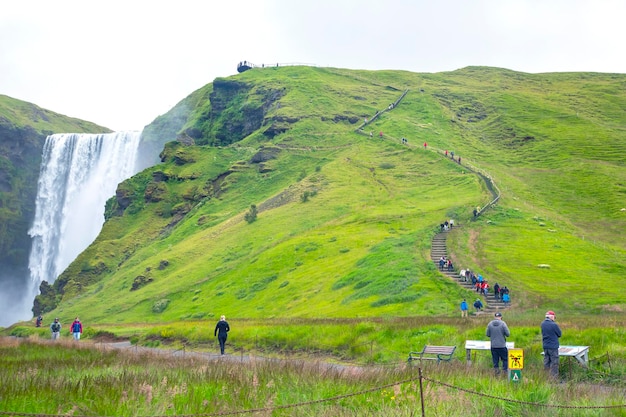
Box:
[541,311,562,379]
[50,318,61,340]
[214,315,230,355]
[71,317,82,341]
[486,312,510,375]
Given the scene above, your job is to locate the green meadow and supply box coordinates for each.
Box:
[2,66,626,414]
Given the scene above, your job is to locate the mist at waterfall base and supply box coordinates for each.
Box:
[0,132,142,327]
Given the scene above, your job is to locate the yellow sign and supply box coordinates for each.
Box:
[508,348,524,369]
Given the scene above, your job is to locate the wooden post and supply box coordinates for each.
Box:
[419,367,426,417]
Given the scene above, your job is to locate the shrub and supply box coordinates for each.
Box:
[244,204,258,223]
[152,299,170,313]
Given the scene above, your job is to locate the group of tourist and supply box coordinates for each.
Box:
[438,256,454,272]
[41,313,233,356]
[439,219,455,232]
[46,316,83,340]
[459,269,511,305]
[485,310,562,379]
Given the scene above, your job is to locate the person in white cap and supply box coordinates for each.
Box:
[541,310,562,378]
[486,312,510,375]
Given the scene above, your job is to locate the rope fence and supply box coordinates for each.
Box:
[2,367,624,417]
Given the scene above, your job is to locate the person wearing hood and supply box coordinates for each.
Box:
[486,312,510,375]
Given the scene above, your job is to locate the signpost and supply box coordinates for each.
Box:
[465,340,515,363]
[508,348,524,369]
[508,348,524,383]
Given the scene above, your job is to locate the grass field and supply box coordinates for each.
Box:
[2,329,625,416]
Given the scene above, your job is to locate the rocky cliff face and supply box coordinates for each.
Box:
[183,78,285,146]
[0,123,46,267]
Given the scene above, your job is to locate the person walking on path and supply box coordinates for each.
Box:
[50,318,61,340]
[541,310,562,379]
[460,299,469,318]
[486,312,510,375]
[71,317,83,341]
[214,315,230,355]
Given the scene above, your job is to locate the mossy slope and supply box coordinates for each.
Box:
[37,66,626,323]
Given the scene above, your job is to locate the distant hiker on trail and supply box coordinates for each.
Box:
[459,269,466,279]
[439,256,446,271]
[379,131,383,138]
[50,318,61,340]
[486,312,510,375]
[71,317,82,340]
[460,299,468,318]
[502,292,510,304]
[473,298,483,312]
[541,311,562,379]
[215,315,230,355]
[36,315,43,327]
[423,142,427,149]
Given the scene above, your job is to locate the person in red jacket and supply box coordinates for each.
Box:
[71,317,83,340]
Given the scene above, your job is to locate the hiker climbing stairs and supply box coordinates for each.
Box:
[431,227,508,314]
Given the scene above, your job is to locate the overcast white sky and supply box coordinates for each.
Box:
[1,0,625,131]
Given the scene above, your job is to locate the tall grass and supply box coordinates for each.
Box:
[1,337,625,416]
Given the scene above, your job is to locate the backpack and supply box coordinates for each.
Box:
[51,323,60,332]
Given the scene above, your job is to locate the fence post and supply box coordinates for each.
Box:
[419,367,426,417]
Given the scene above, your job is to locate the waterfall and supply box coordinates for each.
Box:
[27,132,141,300]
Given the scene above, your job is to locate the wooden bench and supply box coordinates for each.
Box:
[408,345,456,364]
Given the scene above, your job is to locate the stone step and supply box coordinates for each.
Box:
[430,227,510,313]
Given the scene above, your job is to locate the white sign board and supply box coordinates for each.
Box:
[465,340,515,350]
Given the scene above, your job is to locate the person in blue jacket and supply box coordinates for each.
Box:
[214,315,230,355]
[460,299,469,317]
[541,310,562,378]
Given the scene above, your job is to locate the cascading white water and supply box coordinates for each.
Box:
[27,131,141,300]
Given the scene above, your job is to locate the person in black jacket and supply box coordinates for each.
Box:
[214,315,230,355]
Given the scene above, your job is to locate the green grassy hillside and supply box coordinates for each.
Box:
[32,66,626,327]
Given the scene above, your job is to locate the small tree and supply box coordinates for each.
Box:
[244,204,258,223]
